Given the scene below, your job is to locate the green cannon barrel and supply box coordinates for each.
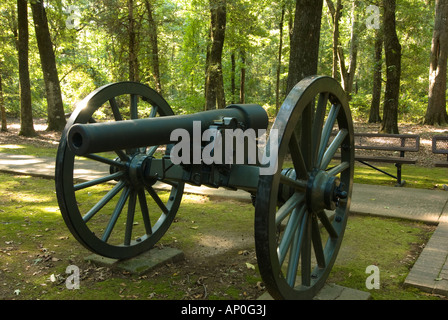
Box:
[67,104,269,156]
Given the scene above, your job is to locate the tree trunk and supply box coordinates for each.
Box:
[17,0,35,137]
[369,28,383,123]
[344,2,360,95]
[31,1,66,132]
[325,0,342,80]
[380,0,400,134]
[128,0,139,82]
[0,69,7,132]
[239,49,246,104]
[205,0,227,110]
[287,0,324,92]
[231,52,236,104]
[424,0,448,125]
[287,0,323,171]
[276,7,285,114]
[145,0,162,93]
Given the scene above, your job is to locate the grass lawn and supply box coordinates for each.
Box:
[0,171,445,300]
[1,137,447,300]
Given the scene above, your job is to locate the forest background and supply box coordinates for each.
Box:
[0,0,447,136]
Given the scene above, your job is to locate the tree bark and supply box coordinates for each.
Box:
[369,28,383,123]
[239,49,246,104]
[380,0,400,134]
[17,0,35,137]
[287,0,324,92]
[31,1,66,132]
[424,0,448,125]
[328,0,361,98]
[231,52,236,104]
[145,0,162,93]
[0,69,7,132]
[205,0,227,110]
[128,0,139,82]
[275,7,285,114]
[325,0,342,80]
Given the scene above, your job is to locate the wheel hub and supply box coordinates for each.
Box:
[128,153,156,187]
[306,169,347,212]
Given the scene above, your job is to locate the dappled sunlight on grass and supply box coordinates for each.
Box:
[0,144,25,150]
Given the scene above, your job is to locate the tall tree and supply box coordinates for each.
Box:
[327,1,363,98]
[128,0,139,82]
[286,0,324,92]
[380,0,400,134]
[145,0,162,93]
[325,0,342,80]
[287,0,323,172]
[275,6,285,114]
[205,0,227,110]
[31,0,66,131]
[0,68,6,132]
[424,0,448,125]
[369,27,383,123]
[17,0,35,137]
[239,49,246,104]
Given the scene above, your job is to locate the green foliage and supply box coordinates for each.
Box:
[0,0,441,122]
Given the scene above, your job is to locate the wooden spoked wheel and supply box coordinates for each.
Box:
[255,76,354,299]
[55,82,184,259]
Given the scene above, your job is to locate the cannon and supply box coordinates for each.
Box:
[55,75,354,299]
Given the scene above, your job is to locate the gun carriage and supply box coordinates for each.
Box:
[55,75,354,299]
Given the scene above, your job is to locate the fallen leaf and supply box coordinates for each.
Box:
[246,262,255,270]
[256,281,265,291]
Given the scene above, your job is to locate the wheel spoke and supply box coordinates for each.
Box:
[279,175,307,192]
[138,188,153,235]
[317,104,340,168]
[84,153,126,168]
[146,186,169,214]
[102,186,131,242]
[311,214,325,268]
[124,189,137,246]
[74,171,124,191]
[109,97,123,121]
[149,105,158,118]
[327,161,350,177]
[278,205,306,266]
[82,180,126,223]
[289,130,309,179]
[311,93,329,166]
[286,211,308,287]
[320,129,348,170]
[301,214,312,286]
[147,145,159,157]
[130,94,138,119]
[115,150,129,162]
[316,210,338,239]
[276,193,304,226]
[301,103,314,170]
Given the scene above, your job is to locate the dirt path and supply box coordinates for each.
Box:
[1,118,447,167]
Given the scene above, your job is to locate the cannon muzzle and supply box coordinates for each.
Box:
[67,104,269,156]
